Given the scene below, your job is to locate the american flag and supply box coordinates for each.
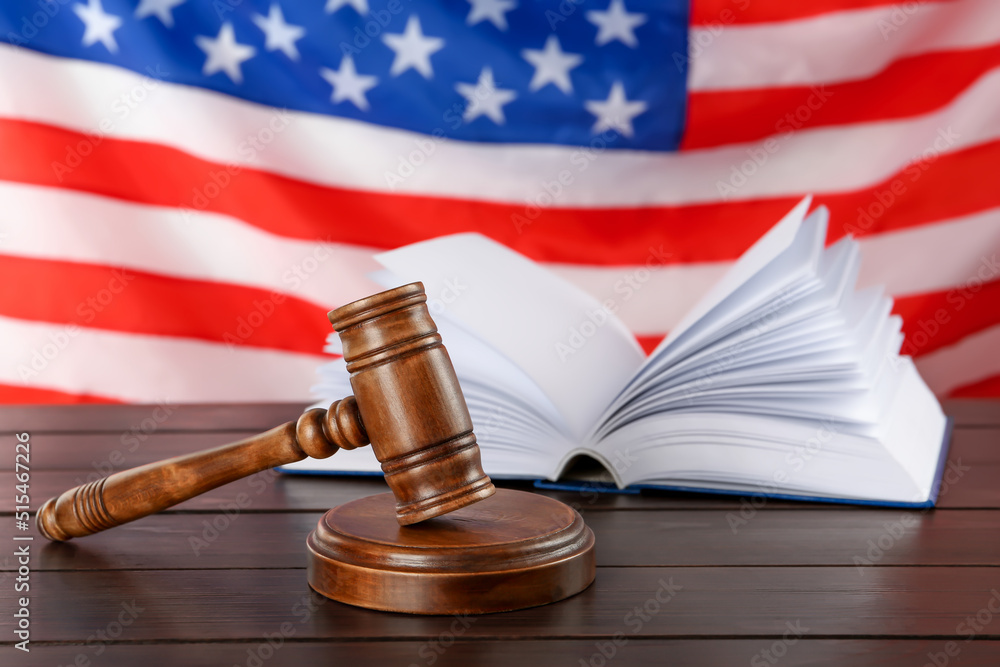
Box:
[0,0,997,405]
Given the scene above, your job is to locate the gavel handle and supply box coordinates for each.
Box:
[37,398,369,542]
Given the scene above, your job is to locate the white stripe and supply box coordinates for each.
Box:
[0,316,326,402]
[0,181,384,310]
[1,181,996,335]
[1,46,1000,207]
[690,0,1000,91]
[550,262,728,335]
[915,323,1000,395]
[856,206,1000,297]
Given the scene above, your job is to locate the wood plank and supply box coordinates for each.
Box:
[13,640,1000,667]
[0,399,994,434]
[4,508,1000,571]
[4,469,820,513]
[0,431,264,471]
[0,402,309,434]
[7,425,996,508]
[943,399,1000,427]
[3,567,1000,641]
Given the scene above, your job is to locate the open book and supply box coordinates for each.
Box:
[286,197,952,507]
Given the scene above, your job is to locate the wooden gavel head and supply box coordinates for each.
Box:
[325,282,495,524]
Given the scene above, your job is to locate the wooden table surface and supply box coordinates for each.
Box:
[2,401,999,666]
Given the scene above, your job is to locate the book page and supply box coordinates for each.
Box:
[376,234,645,439]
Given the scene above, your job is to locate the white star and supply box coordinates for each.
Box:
[134,0,186,28]
[586,0,647,48]
[584,82,647,137]
[522,36,582,94]
[455,67,517,125]
[320,56,378,110]
[326,0,367,15]
[252,4,305,61]
[195,23,256,84]
[73,0,123,53]
[382,16,444,79]
[466,0,517,31]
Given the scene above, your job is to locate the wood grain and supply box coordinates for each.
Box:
[11,641,1000,667]
[5,425,995,509]
[0,398,993,435]
[0,403,308,434]
[2,400,997,664]
[3,567,999,641]
[5,509,1000,571]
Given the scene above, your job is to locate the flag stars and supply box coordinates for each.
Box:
[466,0,517,31]
[73,0,123,53]
[586,0,647,48]
[522,36,582,94]
[456,67,517,125]
[585,82,647,137]
[134,0,186,28]
[252,4,306,61]
[326,0,368,15]
[195,23,256,84]
[321,55,378,110]
[383,16,445,79]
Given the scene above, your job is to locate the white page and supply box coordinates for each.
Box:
[653,196,813,356]
[376,234,645,439]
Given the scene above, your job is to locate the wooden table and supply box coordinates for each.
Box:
[2,401,999,666]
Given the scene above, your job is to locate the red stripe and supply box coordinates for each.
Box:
[690,0,958,26]
[683,45,1000,150]
[636,334,665,355]
[0,255,331,355]
[0,383,122,404]
[1,119,998,266]
[894,278,1000,358]
[948,372,1000,398]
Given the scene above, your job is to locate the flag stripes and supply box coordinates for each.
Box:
[0,0,997,404]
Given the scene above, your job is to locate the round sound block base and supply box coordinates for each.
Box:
[307,488,595,614]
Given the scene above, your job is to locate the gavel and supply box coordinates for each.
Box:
[37,282,495,541]
[35,282,595,615]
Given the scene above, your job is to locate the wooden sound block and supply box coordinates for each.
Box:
[307,488,596,614]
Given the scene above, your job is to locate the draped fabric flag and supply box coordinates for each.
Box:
[0,0,998,404]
